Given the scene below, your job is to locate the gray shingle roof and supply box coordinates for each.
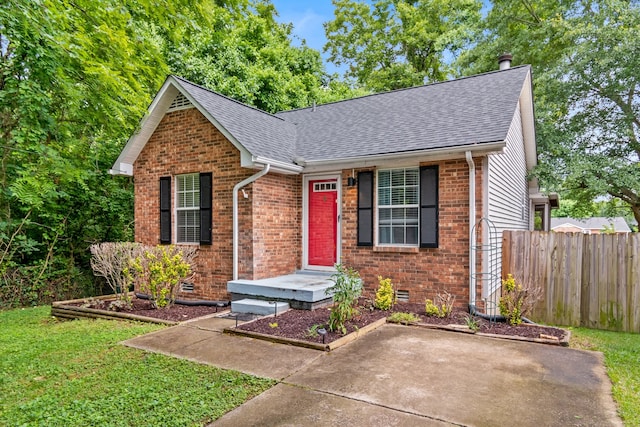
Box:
[173,66,530,164]
[173,76,297,164]
[551,217,632,232]
[277,66,531,161]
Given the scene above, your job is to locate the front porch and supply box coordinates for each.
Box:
[228,271,334,314]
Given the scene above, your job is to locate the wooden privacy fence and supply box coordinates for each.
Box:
[502,230,640,333]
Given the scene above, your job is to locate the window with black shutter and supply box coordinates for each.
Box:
[355,166,439,248]
[419,165,439,248]
[357,171,373,246]
[159,177,171,244]
[161,172,213,245]
[199,173,212,244]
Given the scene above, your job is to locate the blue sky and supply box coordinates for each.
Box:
[270,0,342,74]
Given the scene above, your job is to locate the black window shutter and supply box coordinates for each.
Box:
[420,166,439,248]
[199,172,212,245]
[159,176,171,244]
[357,171,374,246]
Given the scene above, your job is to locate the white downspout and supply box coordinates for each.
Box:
[465,151,477,308]
[233,164,270,280]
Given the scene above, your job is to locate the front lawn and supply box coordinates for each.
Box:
[0,306,274,426]
[571,328,640,425]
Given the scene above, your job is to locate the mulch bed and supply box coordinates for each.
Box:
[235,301,568,345]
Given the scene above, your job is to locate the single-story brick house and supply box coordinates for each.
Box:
[111,58,555,309]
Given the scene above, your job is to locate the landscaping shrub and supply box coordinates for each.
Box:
[424,291,455,318]
[326,263,362,334]
[90,242,143,304]
[387,312,420,325]
[374,276,394,310]
[499,273,541,326]
[126,245,197,309]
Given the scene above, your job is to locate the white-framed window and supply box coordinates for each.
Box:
[377,168,419,245]
[176,173,200,243]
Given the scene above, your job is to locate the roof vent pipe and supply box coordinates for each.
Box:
[498,53,513,70]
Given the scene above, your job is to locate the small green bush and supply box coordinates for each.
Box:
[375,276,394,310]
[424,291,455,318]
[326,263,362,334]
[499,274,525,325]
[387,312,420,325]
[464,314,480,332]
[126,245,196,309]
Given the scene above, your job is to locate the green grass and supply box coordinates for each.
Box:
[571,328,640,425]
[0,307,275,426]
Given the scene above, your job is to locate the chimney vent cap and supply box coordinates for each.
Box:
[498,53,513,70]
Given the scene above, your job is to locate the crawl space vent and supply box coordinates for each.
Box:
[180,282,195,292]
[168,93,193,111]
[395,290,409,302]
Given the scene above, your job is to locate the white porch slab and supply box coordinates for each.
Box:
[228,273,334,303]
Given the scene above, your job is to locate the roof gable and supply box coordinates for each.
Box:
[110,76,300,176]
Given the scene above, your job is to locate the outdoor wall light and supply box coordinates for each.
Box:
[347,177,357,187]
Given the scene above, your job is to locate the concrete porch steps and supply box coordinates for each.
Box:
[231,299,290,316]
[228,272,334,311]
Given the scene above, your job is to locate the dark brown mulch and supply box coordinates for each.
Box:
[68,297,223,322]
[236,301,567,345]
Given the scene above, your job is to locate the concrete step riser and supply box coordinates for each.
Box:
[231,299,290,316]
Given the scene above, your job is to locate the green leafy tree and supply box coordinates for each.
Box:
[324,0,482,91]
[458,0,640,225]
[0,0,359,307]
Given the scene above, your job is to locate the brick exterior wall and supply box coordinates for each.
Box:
[133,107,301,301]
[251,174,302,278]
[340,159,484,307]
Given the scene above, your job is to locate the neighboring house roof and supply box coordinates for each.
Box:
[111,65,535,175]
[551,217,632,233]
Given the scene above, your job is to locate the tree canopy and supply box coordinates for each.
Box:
[324,0,482,91]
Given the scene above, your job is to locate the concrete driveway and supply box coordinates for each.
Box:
[124,317,621,426]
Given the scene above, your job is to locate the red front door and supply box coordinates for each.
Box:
[308,179,338,267]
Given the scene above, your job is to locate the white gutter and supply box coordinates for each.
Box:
[233,164,270,280]
[465,151,477,308]
[302,141,507,169]
[252,156,303,174]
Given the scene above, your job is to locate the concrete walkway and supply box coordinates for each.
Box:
[123,315,622,426]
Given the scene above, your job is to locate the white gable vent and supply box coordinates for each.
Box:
[168,92,193,111]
